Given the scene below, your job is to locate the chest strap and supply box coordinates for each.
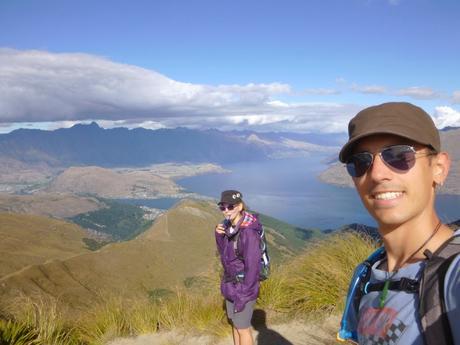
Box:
[363,277,420,294]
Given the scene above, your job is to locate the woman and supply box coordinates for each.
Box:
[215,190,262,345]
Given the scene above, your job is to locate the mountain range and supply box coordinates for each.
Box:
[0,122,339,169]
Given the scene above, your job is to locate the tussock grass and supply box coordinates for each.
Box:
[0,231,377,344]
[157,289,228,337]
[257,268,291,313]
[0,319,37,345]
[258,231,377,317]
[284,232,377,315]
[77,295,164,344]
[0,295,79,345]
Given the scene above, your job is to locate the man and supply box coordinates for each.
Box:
[337,102,460,344]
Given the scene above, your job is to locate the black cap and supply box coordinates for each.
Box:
[218,190,243,205]
[339,102,440,163]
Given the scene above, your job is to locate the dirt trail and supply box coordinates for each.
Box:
[107,314,340,345]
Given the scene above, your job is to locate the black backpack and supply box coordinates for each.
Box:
[357,233,460,345]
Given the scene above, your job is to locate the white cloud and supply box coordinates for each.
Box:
[351,84,387,94]
[303,88,340,95]
[396,87,438,99]
[132,102,361,133]
[0,48,361,133]
[266,100,289,107]
[0,48,290,122]
[452,91,460,104]
[432,106,460,129]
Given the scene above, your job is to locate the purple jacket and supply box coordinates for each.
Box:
[215,211,262,313]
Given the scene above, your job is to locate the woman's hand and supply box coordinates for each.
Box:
[215,223,226,235]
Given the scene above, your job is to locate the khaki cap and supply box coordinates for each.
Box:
[339,102,440,163]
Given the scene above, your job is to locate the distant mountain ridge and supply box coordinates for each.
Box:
[0,123,339,168]
[0,123,265,167]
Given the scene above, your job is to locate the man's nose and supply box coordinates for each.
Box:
[367,153,393,181]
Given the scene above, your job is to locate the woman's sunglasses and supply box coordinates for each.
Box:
[346,145,435,178]
[219,204,236,211]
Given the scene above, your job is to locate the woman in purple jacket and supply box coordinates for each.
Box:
[215,190,262,345]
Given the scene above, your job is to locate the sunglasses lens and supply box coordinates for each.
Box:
[381,146,415,171]
[219,204,235,211]
[346,153,373,177]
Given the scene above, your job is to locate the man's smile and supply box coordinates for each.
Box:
[372,191,404,201]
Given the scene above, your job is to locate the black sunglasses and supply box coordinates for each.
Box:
[346,145,434,178]
[219,204,236,211]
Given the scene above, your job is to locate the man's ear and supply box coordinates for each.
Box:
[433,152,451,186]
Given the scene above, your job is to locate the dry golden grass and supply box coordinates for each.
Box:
[0,193,104,219]
[0,295,80,345]
[76,296,156,345]
[0,229,378,344]
[0,200,223,309]
[285,231,377,315]
[0,213,90,277]
[258,231,377,317]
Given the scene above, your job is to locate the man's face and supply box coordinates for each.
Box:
[351,134,437,228]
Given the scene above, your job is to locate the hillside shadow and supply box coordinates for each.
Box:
[252,309,293,345]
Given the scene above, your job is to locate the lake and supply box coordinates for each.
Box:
[176,154,460,230]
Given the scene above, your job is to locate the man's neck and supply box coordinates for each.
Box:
[380,216,453,272]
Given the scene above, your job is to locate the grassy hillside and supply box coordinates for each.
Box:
[0,193,104,218]
[0,199,317,313]
[0,200,223,309]
[257,212,322,262]
[0,213,91,278]
[0,231,377,345]
[46,166,180,198]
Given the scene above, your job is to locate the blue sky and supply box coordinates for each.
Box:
[0,0,459,133]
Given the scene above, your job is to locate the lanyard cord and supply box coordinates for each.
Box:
[379,220,442,308]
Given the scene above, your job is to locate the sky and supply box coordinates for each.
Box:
[0,0,459,134]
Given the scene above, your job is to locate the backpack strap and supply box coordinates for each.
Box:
[233,230,244,261]
[354,247,386,312]
[419,233,460,345]
[363,277,420,294]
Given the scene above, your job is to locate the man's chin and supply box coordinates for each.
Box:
[370,211,407,229]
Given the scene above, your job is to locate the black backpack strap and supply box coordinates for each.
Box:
[232,230,244,261]
[364,277,420,294]
[419,234,460,345]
